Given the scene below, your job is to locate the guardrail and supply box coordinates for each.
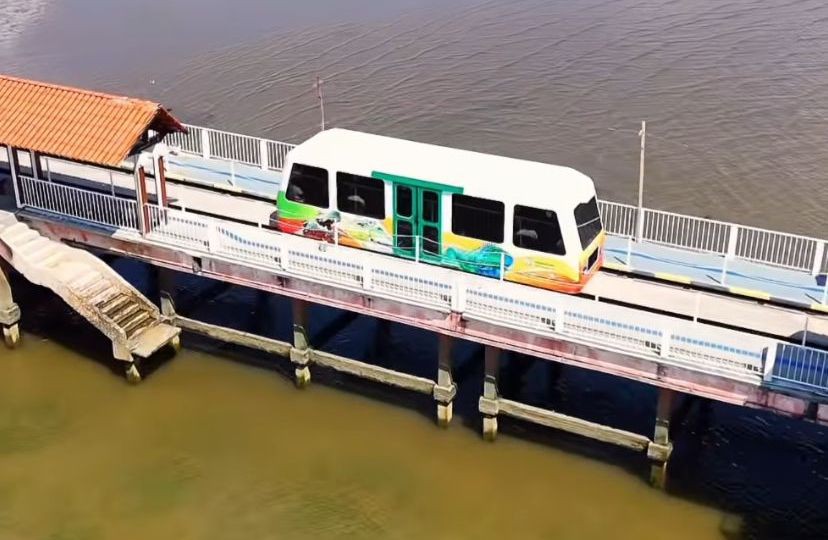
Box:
[139,202,779,384]
[773,344,828,394]
[598,200,825,275]
[18,176,139,231]
[166,124,294,172]
[165,124,828,278]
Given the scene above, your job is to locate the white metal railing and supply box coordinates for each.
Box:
[166,123,295,172]
[18,176,139,230]
[598,200,826,275]
[134,203,779,383]
[773,344,828,393]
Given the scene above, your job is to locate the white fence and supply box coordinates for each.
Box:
[166,124,294,172]
[598,200,825,275]
[18,176,139,230]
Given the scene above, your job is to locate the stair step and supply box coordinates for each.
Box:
[1,223,32,243]
[5,228,39,248]
[79,280,111,300]
[127,322,154,340]
[69,271,101,292]
[90,288,120,308]
[58,264,90,285]
[101,295,131,316]
[121,312,151,336]
[41,251,66,268]
[20,237,52,257]
[112,303,141,325]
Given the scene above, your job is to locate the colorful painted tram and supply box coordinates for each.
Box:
[274,128,604,293]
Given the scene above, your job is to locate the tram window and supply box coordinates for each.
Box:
[451,194,504,243]
[396,185,413,217]
[286,163,329,207]
[574,196,602,249]
[337,172,385,219]
[575,197,602,249]
[513,205,565,255]
[422,191,439,222]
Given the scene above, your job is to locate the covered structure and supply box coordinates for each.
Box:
[0,74,186,228]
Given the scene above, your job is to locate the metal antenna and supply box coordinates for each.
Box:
[315,76,326,132]
[636,120,646,242]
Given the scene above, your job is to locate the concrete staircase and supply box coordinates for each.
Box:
[0,212,179,378]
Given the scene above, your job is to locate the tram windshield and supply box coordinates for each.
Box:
[574,196,602,249]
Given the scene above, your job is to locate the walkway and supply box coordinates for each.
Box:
[603,237,828,311]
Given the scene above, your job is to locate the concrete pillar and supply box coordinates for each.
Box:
[112,340,140,383]
[433,334,457,427]
[157,269,181,353]
[478,345,501,441]
[0,263,21,348]
[647,387,675,489]
[291,299,311,388]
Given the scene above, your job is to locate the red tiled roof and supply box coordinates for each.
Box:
[0,74,185,166]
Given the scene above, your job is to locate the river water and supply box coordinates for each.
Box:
[2,0,828,538]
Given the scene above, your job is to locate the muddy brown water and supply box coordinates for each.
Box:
[2,1,828,538]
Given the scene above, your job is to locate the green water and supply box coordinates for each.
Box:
[0,336,727,539]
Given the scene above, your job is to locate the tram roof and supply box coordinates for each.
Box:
[288,128,596,207]
[0,74,185,167]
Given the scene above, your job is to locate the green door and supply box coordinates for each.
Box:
[392,183,442,261]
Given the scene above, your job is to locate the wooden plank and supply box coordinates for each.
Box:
[498,398,651,451]
[174,315,292,356]
[311,349,434,394]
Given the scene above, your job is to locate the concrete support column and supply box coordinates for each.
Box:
[290,299,311,388]
[433,333,457,427]
[478,345,501,441]
[647,387,675,489]
[0,262,21,348]
[112,340,140,383]
[158,269,181,353]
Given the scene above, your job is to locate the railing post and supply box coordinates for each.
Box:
[812,242,824,276]
[362,260,373,290]
[450,276,466,313]
[554,307,565,333]
[659,331,671,357]
[259,138,269,171]
[207,222,219,253]
[499,251,506,280]
[726,225,738,258]
[721,225,738,285]
[626,235,633,267]
[763,343,779,382]
[201,129,211,159]
[333,222,339,247]
[7,145,21,209]
[229,160,236,186]
[414,236,420,263]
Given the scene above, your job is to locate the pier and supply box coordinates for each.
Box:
[2,74,828,489]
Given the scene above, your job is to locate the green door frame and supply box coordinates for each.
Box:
[373,171,463,262]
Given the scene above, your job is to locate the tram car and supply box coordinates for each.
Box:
[273,128,604,293]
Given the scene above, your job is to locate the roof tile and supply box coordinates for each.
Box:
[0,74,184,166]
